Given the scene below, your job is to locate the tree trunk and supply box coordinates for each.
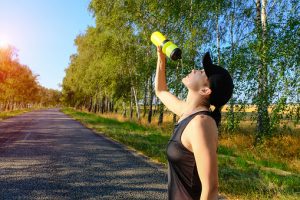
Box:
[154,96,159,115]
[130,87,134,119]
[98,91,102,113]
[255,0,270,145]
[158,101,164,126]
[122,101,127,117]
[227,1,236,132]
[214,1,222,65]
[94,97,99,113]
[106,96,110,113]
[148,75,154,123]
[4,101,8,111]
[93,95,97,113]
[216,14,221,65]
[98,98,101,113]
[101,96,105,114]
[88,97,93,112]
[110,98,113,112]
[143,77,148,117]
[11,101,15,111]
[132,86,141,121]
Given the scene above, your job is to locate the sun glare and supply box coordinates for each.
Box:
[0,40,10,49]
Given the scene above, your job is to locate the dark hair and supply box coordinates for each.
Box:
[211,105,222,127]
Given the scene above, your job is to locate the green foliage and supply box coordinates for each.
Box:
[0,46,61,110]
[217,145,235,157]
[62,0,300,141]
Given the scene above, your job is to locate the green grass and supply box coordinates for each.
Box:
[62,107,300,200]
[0,109,33,120]
[219,155,300,199]
[62,108,169,164]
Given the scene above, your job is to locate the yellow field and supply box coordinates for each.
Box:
[139,104,299,114]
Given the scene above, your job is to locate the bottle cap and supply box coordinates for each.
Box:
[170,48,182,60]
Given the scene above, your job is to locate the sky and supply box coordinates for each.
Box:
[0,0,95,90]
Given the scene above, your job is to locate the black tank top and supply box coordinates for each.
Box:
[167,111,212,200]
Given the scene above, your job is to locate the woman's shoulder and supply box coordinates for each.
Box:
[192,112,216,125]
[188,114,218,136]
[186,114,218,148]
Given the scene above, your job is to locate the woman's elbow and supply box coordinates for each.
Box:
[155,88,167,95]
[154,89,161,97]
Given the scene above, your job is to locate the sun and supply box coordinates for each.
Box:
[0,39,10,49]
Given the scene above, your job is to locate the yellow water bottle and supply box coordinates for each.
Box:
[151,31,182,61]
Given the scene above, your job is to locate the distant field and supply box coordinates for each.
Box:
[132,104,300,131]
[140,104,299,113]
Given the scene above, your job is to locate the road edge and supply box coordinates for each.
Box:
[61,110,168,175]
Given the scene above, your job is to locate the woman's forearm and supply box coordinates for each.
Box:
[155,49,168,93]
[200,186,218,200]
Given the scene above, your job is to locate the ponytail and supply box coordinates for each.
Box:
[211,106,222,127]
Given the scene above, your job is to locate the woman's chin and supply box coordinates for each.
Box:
[181,79,188,87]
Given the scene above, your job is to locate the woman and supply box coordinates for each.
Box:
[155,46,233,200]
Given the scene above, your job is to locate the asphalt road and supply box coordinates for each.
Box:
[0,109,168,200]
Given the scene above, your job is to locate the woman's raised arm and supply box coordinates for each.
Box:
[154,46,186,117]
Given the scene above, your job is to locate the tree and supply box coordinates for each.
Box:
[0,46,60,110]
[62,0,299,139]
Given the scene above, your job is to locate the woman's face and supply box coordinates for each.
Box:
[182,69,209,92]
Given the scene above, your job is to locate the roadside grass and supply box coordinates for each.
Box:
[62,107,300,200]
[0,109,33,120]
[63,108,169,164]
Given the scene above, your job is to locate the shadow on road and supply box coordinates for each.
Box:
[0,109,167,199]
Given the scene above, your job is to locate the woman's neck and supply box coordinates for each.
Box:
[181,91,210,117]
[181,105,210,117]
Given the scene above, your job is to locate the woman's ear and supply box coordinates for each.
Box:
[199,86,211,96]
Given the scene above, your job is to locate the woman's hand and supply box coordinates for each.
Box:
[157,46,166,61]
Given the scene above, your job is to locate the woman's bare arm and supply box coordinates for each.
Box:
[155,46,168,92]
[154,46,186,116]
[189,115,219,200]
